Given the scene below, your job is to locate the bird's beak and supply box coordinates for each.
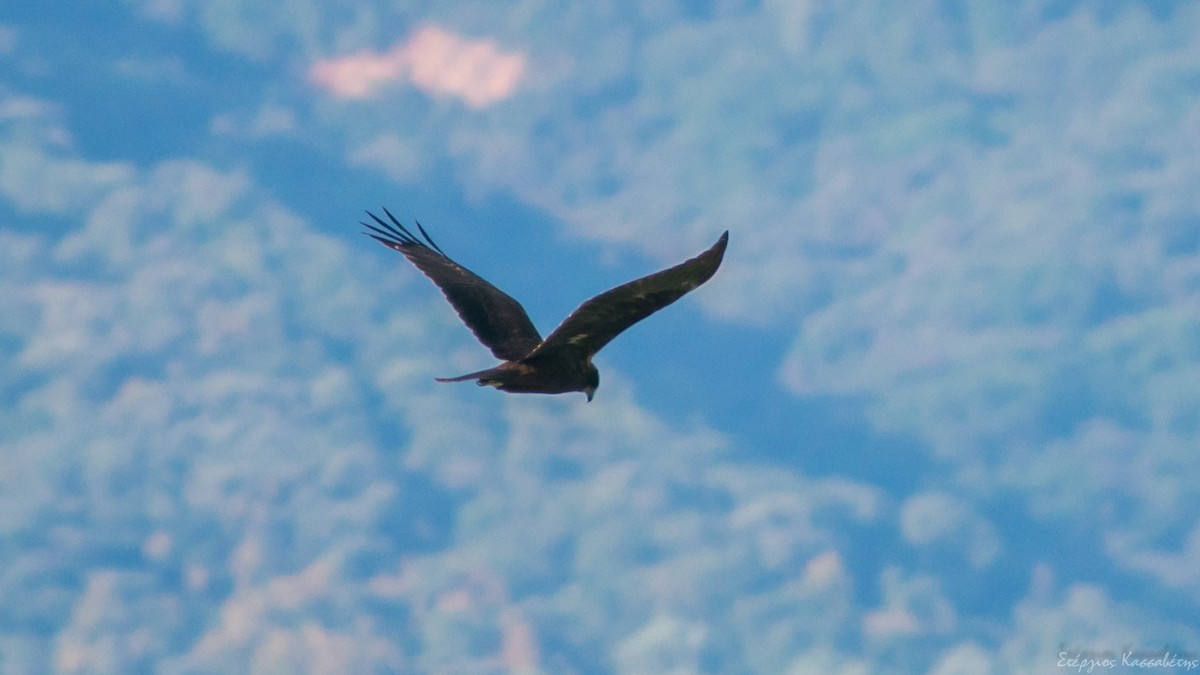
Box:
[585,387,595,402]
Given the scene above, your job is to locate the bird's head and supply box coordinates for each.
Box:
[583,364,599,402]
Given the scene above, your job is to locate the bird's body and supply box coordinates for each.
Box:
[434,356,598,396]
[362,208,728,401]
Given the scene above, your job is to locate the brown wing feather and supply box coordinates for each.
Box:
[362,209,542,361]
[527,231,729,363]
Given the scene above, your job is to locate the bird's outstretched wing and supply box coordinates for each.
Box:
[362,208,542,361]
[526,231,729,363]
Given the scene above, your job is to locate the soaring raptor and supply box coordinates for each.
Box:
[362,208,728,401]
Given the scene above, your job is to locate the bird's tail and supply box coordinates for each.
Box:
[435,367,503,383]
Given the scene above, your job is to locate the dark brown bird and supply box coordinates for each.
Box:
[362,208,728,401]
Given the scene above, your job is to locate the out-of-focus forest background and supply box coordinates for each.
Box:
[2,2,1199,672]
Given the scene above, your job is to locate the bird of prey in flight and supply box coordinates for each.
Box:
[362,208,728,401]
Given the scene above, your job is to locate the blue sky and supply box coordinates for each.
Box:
[2,1,1199,673]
